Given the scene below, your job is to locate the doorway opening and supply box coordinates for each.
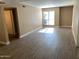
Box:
[43,11,55,27]
[4,8,20,39]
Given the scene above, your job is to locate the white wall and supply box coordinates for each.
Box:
[72,0,79,46]
[0,1,42,44]
[0,6,9,45]
[17,4,42,36]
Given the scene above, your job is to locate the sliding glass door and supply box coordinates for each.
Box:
[43,11,55,27]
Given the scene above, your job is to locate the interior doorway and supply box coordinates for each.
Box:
[4,8,19,39]
[43,11,55,27]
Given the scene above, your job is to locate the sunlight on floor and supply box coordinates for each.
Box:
[38,28,58,48]
[38,28,55,33]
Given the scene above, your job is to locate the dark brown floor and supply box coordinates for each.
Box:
[0,27,76,59]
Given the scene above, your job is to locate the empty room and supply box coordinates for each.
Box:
[0,0,79,59]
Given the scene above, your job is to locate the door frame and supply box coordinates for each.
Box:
[4,7,20,38]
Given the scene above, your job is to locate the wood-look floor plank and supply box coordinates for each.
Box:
[0,27,76,59]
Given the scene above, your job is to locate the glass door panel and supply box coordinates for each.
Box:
[43,12,48,25]
[43,11,55,26]
[49,11,55,25]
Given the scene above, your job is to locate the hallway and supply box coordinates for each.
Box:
[0,27,76,59]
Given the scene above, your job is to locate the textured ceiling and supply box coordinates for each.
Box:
[3,0,75,8]
[19,0,75,8]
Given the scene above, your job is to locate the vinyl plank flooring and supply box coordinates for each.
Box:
[0,27,76,59]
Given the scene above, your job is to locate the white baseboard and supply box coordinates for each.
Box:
[43,26,72,28]
[20,27,42,38]
[60,26,72,28]
[0,41,10,45]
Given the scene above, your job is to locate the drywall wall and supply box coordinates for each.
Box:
[0,6,9,44]
[42,7,60,26]
[0,3,42,44]
[72,0,79,46]
[60,6,73,27]
[17,4,42,36]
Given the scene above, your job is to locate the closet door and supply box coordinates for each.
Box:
[4,9,15,35]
